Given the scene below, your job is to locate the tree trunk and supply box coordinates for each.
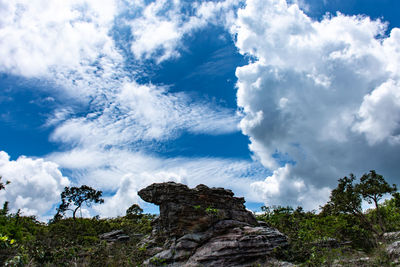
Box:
[374,198,386,234]
[354,210,380,237]
[72,206,80,220]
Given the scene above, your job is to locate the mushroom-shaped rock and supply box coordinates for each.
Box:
[139,182,288,267]
[138,182,258,237]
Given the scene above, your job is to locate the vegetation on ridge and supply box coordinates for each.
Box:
[0,170,399,266]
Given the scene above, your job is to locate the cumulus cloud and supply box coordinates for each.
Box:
[353,79,400,145]
[233,0,400,208]
[0,0,119,77]
[95,171,186,217]
[0,151,70,218]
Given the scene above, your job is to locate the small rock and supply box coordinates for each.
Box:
[384,231,400,241]
[99,229,130,242]
[264,258,297,267]
[387,241,400,258]
[117,235,130,241]
[99,229,124,239]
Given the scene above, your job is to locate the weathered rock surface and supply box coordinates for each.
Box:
[387,241,400,258]
[138,182,258,237]
[138,182,288,266]
[99,229,130,242]
[384,231,400,242]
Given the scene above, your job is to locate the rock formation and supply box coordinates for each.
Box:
[99,229,130,242]
[138,182,288,267]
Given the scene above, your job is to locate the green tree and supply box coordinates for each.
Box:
[393,192,400,208]
[126,204,143,220]
[322,174,362,215]
[322,171,397,238]
[0,176,10,215]
[356,170,397,233]
[322,174,379,237]
[55,185,104,220]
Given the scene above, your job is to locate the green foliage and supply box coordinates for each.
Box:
[149,256,167,266]
[357,171,397,205]
[322,174,362,215]
[367,197,400,232]
[357,170,397,233]
[0,234,16,249]
[0,198,153,266]
[126,203,143,220]
[0,201,9,216]
[193,205,201,210]
[55,185,105,220]
[322,170,397,238]
[257,205,379,264]
[257,171,399,264]
[205,207,219,214]
[0,171,398,266]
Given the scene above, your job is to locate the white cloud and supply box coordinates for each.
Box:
[0,0,242,81]
[0,151,70,219]
[353,79,400,145]
[127,0,240,62]
[95,171,186,217]
[0,0,241,143]
[232,0,400,209]
[0,0,118,77]
[251,164,331,210]
[48,147,267,217]
[49,81,240,148]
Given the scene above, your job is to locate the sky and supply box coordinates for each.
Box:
[0,0,399,220]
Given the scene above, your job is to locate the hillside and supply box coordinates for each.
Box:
[1,172,400,266]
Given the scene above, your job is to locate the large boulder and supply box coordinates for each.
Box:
[138,182,288,266]
[138,182,258,237]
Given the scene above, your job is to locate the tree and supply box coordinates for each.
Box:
[322,173,380,238]
[55,185,104,220]
[356,170,397,232]
[322,174,362,216]
[322,171,398,238]
[0,176,10,215]
[126,204,143,220]
[393,192,400,208]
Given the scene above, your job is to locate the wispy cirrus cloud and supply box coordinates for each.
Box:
[0,0,249,219]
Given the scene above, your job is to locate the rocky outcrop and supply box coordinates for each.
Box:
[384,232,400,262]
[387,241,400,258]
[99,229,130,242]
[138,182,288,266]
[138,182,258,237]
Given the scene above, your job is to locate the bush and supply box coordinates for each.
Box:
[0,209,154,266]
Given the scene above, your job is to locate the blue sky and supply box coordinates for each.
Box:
[0,0,400,220]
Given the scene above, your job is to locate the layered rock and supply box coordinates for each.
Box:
[138,182,258,237]
[138,182,288,266]
[99,229,130,242]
